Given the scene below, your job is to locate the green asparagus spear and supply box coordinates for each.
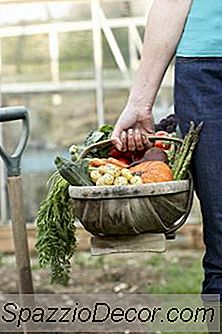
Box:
[174,122,203,180]
[173,122,195,179]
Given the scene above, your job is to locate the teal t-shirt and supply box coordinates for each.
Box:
[176,0,222,57]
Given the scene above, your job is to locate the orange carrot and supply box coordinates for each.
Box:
[88,158,107,167]
[107,157,129,168]
[89,157,129,168]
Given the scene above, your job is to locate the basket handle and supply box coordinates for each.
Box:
[165,171,194,236]
[148,135,183,145]
[78,135,182,160]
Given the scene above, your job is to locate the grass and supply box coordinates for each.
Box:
[146,253,203,294]
[74,251,105,269]
[0,252,5,267]
[145,253,207,334]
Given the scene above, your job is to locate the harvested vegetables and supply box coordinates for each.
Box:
[36,120,202,286]
[89,162,143,186]
[55,156,93,186]
[130,161,173,183]
[154,131,172,150]
[172,121,203,180]
[141,162,173,183]
[35,173,76,286]
[89,157,128,168]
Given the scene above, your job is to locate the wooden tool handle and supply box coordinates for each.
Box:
[8,176,34,295]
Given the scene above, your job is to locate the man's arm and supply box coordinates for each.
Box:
[112,0,193,151]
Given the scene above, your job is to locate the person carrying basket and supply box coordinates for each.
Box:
[112,0,222,317]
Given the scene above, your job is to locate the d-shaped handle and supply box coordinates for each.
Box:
[0,106,28,122]
[0,106,30,176]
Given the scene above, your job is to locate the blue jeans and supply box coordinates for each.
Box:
[174,57,222,298]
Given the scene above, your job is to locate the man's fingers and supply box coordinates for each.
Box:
[111,126,123,150]
[111,136,122,151]
[142,133,149,145]
[134,129,144,150]
[142,133,153,149]
[127,128,136,151]
[120,131,127,152]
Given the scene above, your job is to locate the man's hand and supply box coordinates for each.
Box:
[111,102,154,151]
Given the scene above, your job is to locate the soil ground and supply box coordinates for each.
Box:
[0,249,204,294]
[0,249,208,334]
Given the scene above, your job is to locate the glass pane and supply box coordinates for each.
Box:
[104,89,129,124]
[2,35,50,82]
[59,31,94,80]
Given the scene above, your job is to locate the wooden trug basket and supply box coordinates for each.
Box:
[69,179,193,238]
[69,136,194,240]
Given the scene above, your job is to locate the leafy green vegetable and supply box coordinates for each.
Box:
[83,131,104,147]
[35,172,76,285]
[99,124,114,136]
[70,123,114,161]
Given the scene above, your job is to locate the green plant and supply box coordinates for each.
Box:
[35,173,76,285]
[0,252,5,267]
[146,256,203,294]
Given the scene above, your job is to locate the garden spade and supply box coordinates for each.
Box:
[0,106,34,295]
